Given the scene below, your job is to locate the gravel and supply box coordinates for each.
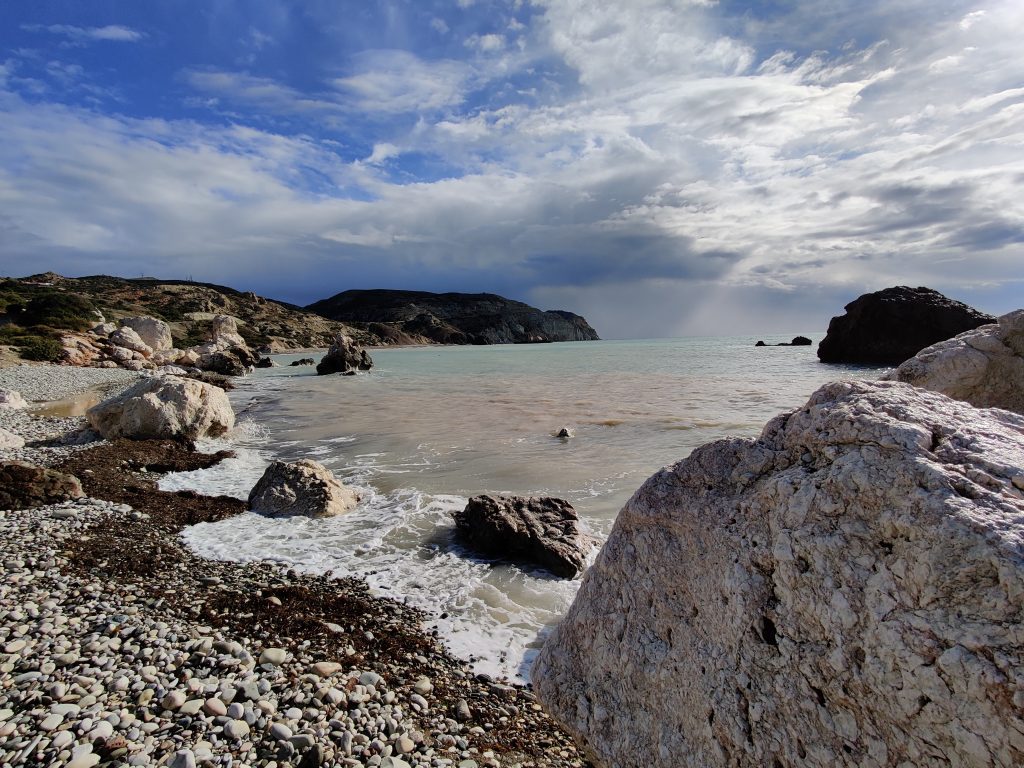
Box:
[0,363,140,403]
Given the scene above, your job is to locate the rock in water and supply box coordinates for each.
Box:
[87,376,234,440]
[817,286,994,365]
[120,316,173,352]
[316,335,374,376]
[248,459,361,517]
[534,380,1024,768]
[453,495,594,578]
[0,461,84,509]
[789,335,812,346]
[884,309,1024,414]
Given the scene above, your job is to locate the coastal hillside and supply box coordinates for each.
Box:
[307,289,600,345]
[0,273,371,353]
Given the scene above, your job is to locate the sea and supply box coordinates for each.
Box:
[163,335,884,681]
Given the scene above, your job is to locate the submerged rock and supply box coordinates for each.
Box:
[817,286,994,364]
[453,495,594,578]
[87,376,234,440]
[884,309,1024,414]
[316,335,373,376]
[290,358,315,367]
[535,380,1024,768]
[0,461,84,510]
[248,459,361,518]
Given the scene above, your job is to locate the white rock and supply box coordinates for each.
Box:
[0,388,28,409]
[108,326,153,358]
[210,315,247,348]
[120,316,173,352]
[87,376,234,440]
[248,459,361,518]
[0,427,25,449]
[223,719,250,740]
[259,648,288,666]
[91,322,117,337]
[885,309,1024,414]
[535,380,1024,768]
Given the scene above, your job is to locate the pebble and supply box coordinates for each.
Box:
[312,661,342,677]
[260,648,288,666]
[224,719,250,740]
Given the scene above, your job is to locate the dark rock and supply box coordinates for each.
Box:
[306,289,600,345]
[0,461,84,510]
[316,335,373,376]
[818,286,994,365]
[556,427,573,438]
[289,358,315,366]
[254,357,275,368]
[790,336,812,346]
[453,495,594,578]
[755,340,766,347]
[199,348,260,376]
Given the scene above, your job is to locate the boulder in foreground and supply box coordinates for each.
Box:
[535,380,1024,768]
[248,459,361,518]
[87,376,234,440]
[884,309,1024,414]
[316,335,374,376]
[453,495,594,578]
[817,286,994,364]
[0,461,84,510]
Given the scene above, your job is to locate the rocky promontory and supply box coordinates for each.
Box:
[307,290,600,345]
[535,379,1024,768]
[817,286,994,365]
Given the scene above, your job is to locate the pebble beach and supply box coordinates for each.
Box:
[0,364,589,768]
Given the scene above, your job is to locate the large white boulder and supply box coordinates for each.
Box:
[248,459,361,518]
[210,315,247,348]
[120,316,173,352]
[0,427,25,449]
[535,380,1024,768]
[108,326,153,358]
[884,309,1024,414]
[0,389,28,409]
[87,376,234,440]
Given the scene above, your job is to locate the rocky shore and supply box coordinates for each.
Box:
[0,364,589,768]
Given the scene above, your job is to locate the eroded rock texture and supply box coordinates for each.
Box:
[316,335,374,376]
[87,376,234,440]
[535,380,1024,768]
[248,459,361,518]
[884,309,1024,414]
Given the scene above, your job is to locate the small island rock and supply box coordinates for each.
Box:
[817,286,994,364]
[248,459,361,518]
[316,335,374,376]
[87,376,235,440]
[453,495,594,578]
[534,379,1024,768]
[884,309,1024,413]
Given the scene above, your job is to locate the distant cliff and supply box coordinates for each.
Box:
[306,289,600,345]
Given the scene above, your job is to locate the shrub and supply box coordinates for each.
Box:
[21,292,97,331]
[18,336,65,362]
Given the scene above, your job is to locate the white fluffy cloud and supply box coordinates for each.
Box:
[1,1,1022,336]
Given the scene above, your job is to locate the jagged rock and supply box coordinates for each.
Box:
[254,357,275,368]
[790,335,812,346]
[884,310,1024,414]
[87,376,234,440]
[0,427,25,449]
[60,333,102,366]
[210,315,247,347]
[0,461,84,510]
[108,326,154,358]
[316,335,373,376]
[120,316,173,352]
[91,321,117,337]
[290,358,315,367]
[197,348,259,376]
[535,380,1024,768]
[0,389,28,409]
[453,495,594,578]
[817,286,994,364]
[248,459,361,518]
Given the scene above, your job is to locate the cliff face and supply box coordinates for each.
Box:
[535,380,1024,768]
[1,273,372,351]
[306,289,600,345]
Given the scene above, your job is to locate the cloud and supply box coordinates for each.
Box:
[22,24,144,43]
[466,34,506,52]
[332,50,475,114]
[184,70,344,115]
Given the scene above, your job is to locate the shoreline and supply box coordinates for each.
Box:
[0,364,589,768]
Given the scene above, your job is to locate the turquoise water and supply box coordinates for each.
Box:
[171,336,883,679]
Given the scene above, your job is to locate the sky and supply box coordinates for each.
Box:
[1,1,1022,338]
